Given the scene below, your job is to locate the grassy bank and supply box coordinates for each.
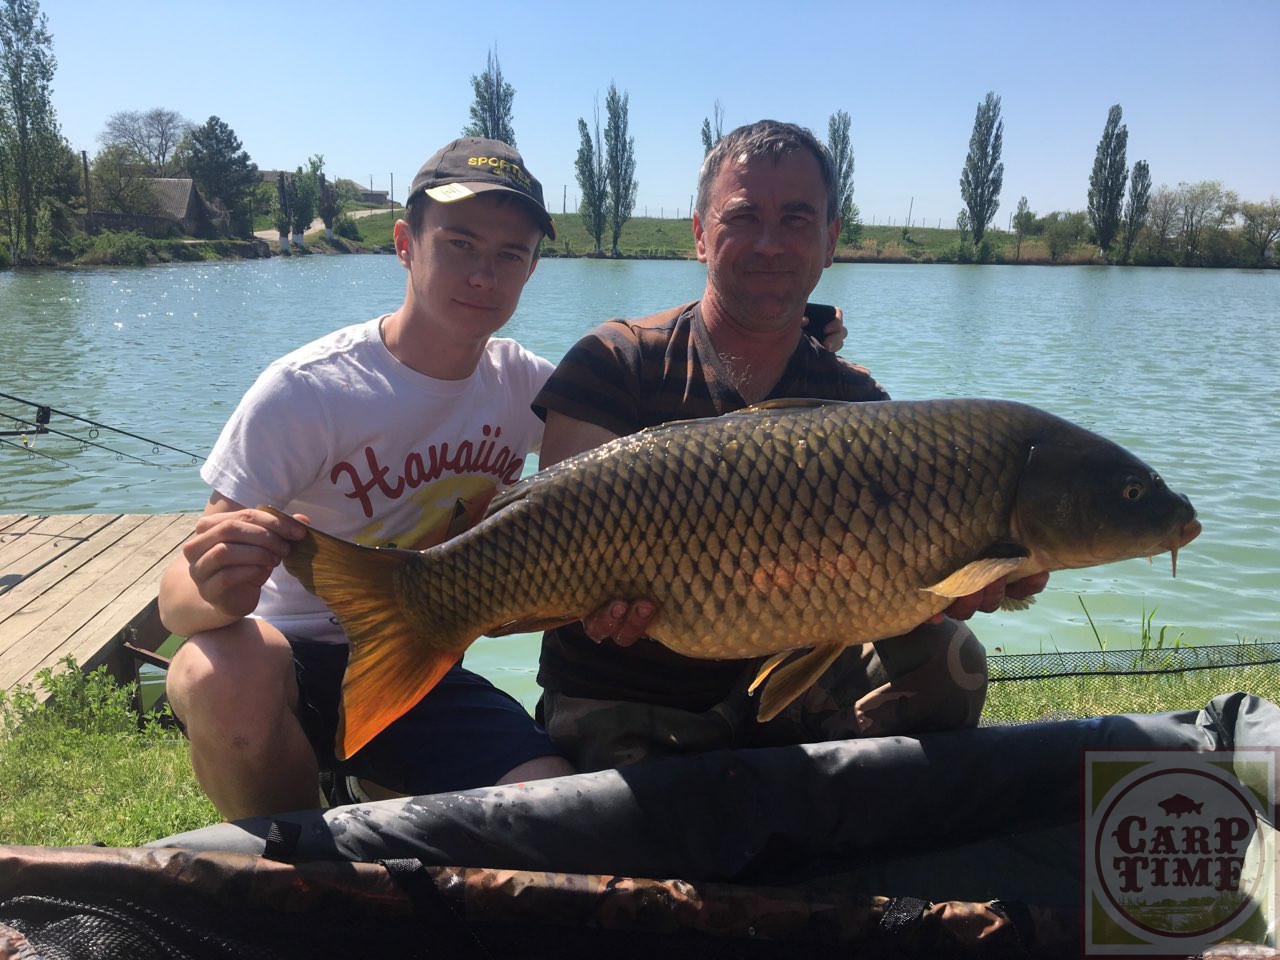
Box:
[2,640,1273,846]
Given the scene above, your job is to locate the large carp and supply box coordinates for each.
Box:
[271,397,1201,760]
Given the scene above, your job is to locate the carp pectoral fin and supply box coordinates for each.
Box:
[999,595,1037,612]
[923,557,1028,599]
[755,645,845,723]
[747,651,793,694]
[486,614,579,637]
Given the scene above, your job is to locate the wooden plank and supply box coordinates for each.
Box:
[0,514,35,536]
[0,514,151,659]
[61,517,190,673]
[0,515,190,691]
[0,514,110,596]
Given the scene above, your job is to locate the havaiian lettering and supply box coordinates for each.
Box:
[329,425,523,518]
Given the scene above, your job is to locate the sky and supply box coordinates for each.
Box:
[39,0,1279,231]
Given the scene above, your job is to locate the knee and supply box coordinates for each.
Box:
[166,621,294,726]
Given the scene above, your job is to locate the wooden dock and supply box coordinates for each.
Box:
[0,513,195,701]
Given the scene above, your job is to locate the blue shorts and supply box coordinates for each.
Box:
[289,640,562,795]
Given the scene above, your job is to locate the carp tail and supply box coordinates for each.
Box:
[266,507,460,761]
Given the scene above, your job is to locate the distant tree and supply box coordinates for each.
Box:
[462,47,516,146]
[604,82,637,257]
[959,91,1004,246]
[956,208,971,246]
[1086,104,1129,256]
[1012,195,1035,260]
[100,107,191,175]
[574,109,607,254]
[317,174,339,240]
[1177,180,1233,265]
[90,144,157,215]
[187,116,258,237]
[1144,185,1180,261]
[288,157,321,246]
[700,99,724,155]
[1043,211,1088,262]
[1119,159,1151,264]
[0,0,59,264]
[272,171,291,252]
[1238,196,1280,263]
[843,202,863,246]
[46,136,81,206]
[827,109,856,243]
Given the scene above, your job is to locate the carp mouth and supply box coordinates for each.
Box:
[1154,517,1203,577]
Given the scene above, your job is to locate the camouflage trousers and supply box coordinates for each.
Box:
[541,618,988,773]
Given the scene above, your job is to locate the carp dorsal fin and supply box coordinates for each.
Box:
[754,645,845,722]
[736,397,840,414]
[923,554,1029,599]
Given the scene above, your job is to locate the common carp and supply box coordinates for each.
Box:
[270,397,1201,760]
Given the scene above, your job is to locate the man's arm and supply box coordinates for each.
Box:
[158,493,305,637]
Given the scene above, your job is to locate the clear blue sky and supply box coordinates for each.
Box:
[42,0,1278,230]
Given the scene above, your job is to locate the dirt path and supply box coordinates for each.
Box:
[252,206,388,242]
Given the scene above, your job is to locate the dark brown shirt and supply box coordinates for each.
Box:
[532,301,890,711]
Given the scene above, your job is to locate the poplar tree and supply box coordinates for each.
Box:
[1120,160,1151,264]
[604,82,637,258]
[826,109,856,242]
[574,109,606,254]
[0,0,58,264]
[1087,104,1129,255]
[700,99,724,155]
[462,47,516,146]
[959,91,1003,247]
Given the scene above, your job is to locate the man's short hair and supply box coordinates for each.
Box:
[696,120,839,224]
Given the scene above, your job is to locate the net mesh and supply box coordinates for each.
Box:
[987,641,1280,682]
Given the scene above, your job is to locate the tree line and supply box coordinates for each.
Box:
[958,92,1279,267]
[2,4,1276,269]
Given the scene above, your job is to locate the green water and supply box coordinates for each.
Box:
[2,257,1276,707]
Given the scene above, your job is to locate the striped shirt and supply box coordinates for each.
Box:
[533,300,891,710]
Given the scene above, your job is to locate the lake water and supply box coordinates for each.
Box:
[1,257,1276,707]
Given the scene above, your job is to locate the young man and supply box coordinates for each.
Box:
[533,120,1049,772]
[159,138,576,819]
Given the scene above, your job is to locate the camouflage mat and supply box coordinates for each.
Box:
[0,844,1076,958]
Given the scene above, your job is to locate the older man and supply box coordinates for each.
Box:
[532,119,1047,772]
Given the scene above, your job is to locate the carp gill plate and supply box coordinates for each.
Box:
[270,397,1201,759]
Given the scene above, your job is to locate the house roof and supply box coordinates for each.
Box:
[141,178,196,220]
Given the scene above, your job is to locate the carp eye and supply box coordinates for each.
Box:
[1121,479,1146,502]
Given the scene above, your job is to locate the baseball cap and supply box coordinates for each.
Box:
[408,137,556,240]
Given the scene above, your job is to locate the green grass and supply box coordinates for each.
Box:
[983,664,1277,726]
[0,659,217,845]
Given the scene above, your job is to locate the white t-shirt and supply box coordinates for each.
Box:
[201,316,552,643]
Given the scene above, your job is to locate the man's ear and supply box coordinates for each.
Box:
[824,216,840,267]
[393,219,412,267]
[693,209,708,263]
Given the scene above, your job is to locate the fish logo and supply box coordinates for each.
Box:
[1157,793,1204,818]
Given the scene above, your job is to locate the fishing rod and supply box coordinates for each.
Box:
[0,391,206,467]
[0,435,76,468]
